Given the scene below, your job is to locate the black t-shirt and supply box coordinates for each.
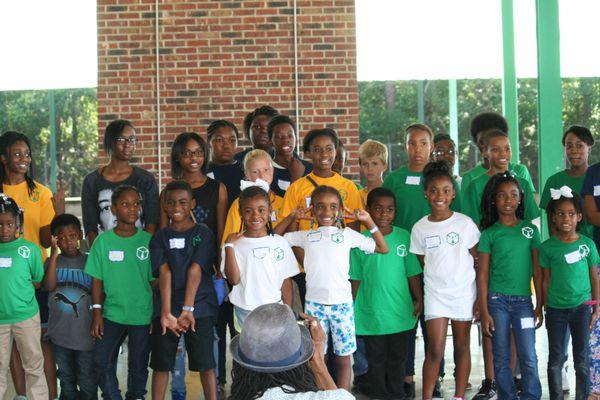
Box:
[150,224,217,318]
[81,166,159,235]
[207,161,245,207]
[271,159,313,197]
[191,177,220,235]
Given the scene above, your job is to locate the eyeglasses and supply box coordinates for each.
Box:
[180,150,204,158]
[433,149,455,156]
[116,136,137,146]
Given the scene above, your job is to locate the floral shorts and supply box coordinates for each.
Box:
[305,300,356,356]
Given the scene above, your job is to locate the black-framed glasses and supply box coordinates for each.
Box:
[433,149,455,156]
[116,136,136,146]
[180,149,204,158]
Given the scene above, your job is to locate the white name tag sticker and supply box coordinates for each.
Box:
[405,175,421,185]
[108,250,125,262]
[169,238,185,249]
[278,180,291,191]
[520,317,535,329]
[0,257,12,268]
[308,231,322,242]
[271,210,277,222]
[594,185,600,196]
[206,172,215,179]
[425,235,442,249]
[252,247,270,259]
[305,196,312,208]
[564,250,582,264]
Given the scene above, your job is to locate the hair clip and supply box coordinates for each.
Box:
[550,186,573,200]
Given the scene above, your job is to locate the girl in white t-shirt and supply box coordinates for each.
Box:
[222,185,300,329]
[282,185,389,390]
[409,161,480,400]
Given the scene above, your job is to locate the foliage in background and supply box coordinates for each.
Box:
[0,89,98,197]
[359,78,600,189]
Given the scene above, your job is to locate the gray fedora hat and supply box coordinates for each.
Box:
[230,303,314,373]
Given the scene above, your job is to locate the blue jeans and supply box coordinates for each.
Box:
[546,305,591,400]
[488,293,541,400]
[53,344,97,400]
[92,319,150,400]
[353,337,368,377]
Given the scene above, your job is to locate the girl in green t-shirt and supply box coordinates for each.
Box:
[0,195,48,400]
[477,173,543,399]
[541,190,600,399]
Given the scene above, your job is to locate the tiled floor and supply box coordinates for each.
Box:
[5,324,579,399]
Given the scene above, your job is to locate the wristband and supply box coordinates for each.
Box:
[90,304,103,310]
[224,243,235,249]
[182,306,195,312]
[369,226,379,234]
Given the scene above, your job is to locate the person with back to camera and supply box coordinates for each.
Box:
[228,302,354,400]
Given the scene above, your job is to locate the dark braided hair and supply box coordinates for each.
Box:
[207,120,239,141]
[243,105,279,139]
[546,190,583,232]
[238,186,274,235]
[0,131,37,197]
[480,173,525,229]
[228,361,318,400]
[422,160,454,190]
[111,185,141,206]
[310,185,345,229]
[0,194,24,237]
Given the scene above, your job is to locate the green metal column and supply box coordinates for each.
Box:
[536,0,564,238]
[448,79,459,175]
[501,0,520,162]
[417,80,425,123]
[48,90,57,192]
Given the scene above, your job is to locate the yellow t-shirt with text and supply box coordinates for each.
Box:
[282,172,362,231]
[221,192,284,247]
[3,180,55,260]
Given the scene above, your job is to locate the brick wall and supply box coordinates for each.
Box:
[97,0,360,183]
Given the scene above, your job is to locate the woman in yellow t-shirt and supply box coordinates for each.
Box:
[0,131,58,399]
[221,149,284,246]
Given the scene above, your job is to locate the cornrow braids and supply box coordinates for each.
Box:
[228,362,318,400]
[310,185,345,229]
[207,120,239,141]
[480,172,525,229]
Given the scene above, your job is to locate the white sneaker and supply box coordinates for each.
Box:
[562,366,570,392]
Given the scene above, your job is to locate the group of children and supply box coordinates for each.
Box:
[0,107,599,400]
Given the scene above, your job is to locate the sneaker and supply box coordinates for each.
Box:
[404,381,416,399]
[466,381,473,391]
[562,366,570,392]
[472,379,497,400]
[432,378,444,399]
[514,377,522,396]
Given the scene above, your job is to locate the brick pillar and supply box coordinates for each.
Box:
[97,0,359,182]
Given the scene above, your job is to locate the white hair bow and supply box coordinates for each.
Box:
[240,178,270,194]
[550,185,573,200]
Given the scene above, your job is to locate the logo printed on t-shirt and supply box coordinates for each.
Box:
[192,235,201,246]
[338,189,348,201]
[273,247,284,261]
[579,244,590,258]
[446,232,459,246]
[29,189,40,203]
[522,227,534,239]
[331,232,344,244]
[136,246,149,261]
[17,246,30,259]
[396,245,407,257]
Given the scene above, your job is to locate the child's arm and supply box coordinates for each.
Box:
[350,208,389,254]
[216,183,228,246]
[589,266,599,329]
[223,233,244,284]
[90,278,105,339]
[477,251,493,336]
[351,280,360,301]
[408,275,423,317]
[532,248,544,328]
[42,236,59,291]
[274,207,310,235]
[158,263,179,336]
[281,278,293,307]
[177,262,203,333]
[469,245,480,321]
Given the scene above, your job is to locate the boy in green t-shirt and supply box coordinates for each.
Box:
[85,185,155,399]
[0,196,48,400]
[350,188,423,400]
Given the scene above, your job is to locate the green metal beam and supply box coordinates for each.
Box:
[48,90,57,192]
[501,0,520,162]
[536,0,564,238]
[417,80,425,123]
[448,79,459,175]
